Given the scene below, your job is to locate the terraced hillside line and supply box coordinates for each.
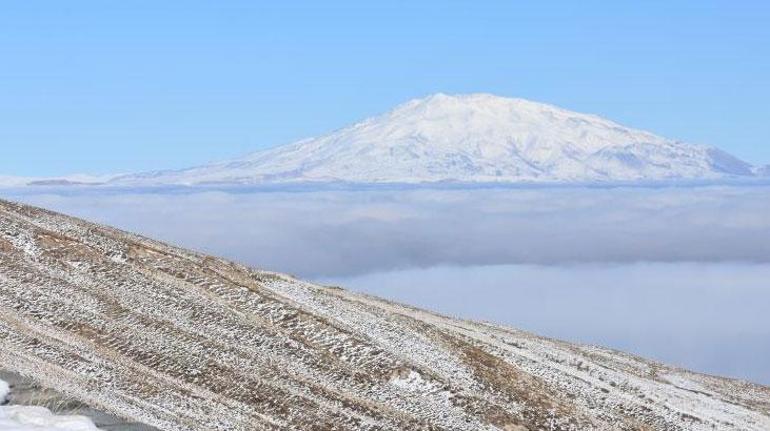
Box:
[0,198,769,431]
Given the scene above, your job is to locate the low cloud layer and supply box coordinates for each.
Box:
[323,262,770,385]
[8,185,770,277]
[5,184,770,384]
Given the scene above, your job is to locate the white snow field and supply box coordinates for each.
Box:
[0,378,99,431]
[111,93,757,186]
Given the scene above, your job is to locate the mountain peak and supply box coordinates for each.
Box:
[110,94,756,186]
[392,92,561,118]
[398,93,598,118]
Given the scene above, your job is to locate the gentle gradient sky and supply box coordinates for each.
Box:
[2,1,769,176]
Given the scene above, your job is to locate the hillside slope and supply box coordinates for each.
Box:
[112,94,755,185]
[0,199,769,430]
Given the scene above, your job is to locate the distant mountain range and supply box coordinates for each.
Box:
[0,174,117,188]
[4,94,769,187]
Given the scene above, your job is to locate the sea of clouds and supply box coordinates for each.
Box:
[9,184,770,277]
[5,184,770,384]
[323,262,770,385]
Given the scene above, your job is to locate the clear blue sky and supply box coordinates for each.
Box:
[2,1,769,176]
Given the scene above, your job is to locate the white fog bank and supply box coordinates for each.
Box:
[7,184,770,278]
[322,262,770,385]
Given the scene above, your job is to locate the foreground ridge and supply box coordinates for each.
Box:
[0,199,768,430]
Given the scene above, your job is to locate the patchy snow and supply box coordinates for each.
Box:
[389,370,454,406]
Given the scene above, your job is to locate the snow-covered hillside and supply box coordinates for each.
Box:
[112,93,756,185]
[1,199,769,430]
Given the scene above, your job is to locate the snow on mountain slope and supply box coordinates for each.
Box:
[112,93,755,185]
[1,199,769,430]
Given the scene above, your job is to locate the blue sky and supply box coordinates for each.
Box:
[1,1,769,176]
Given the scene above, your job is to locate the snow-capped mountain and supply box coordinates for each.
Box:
[112,93,755,185]
[2,199,770,430]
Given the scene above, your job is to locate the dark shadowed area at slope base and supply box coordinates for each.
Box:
[0,370,158,430]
